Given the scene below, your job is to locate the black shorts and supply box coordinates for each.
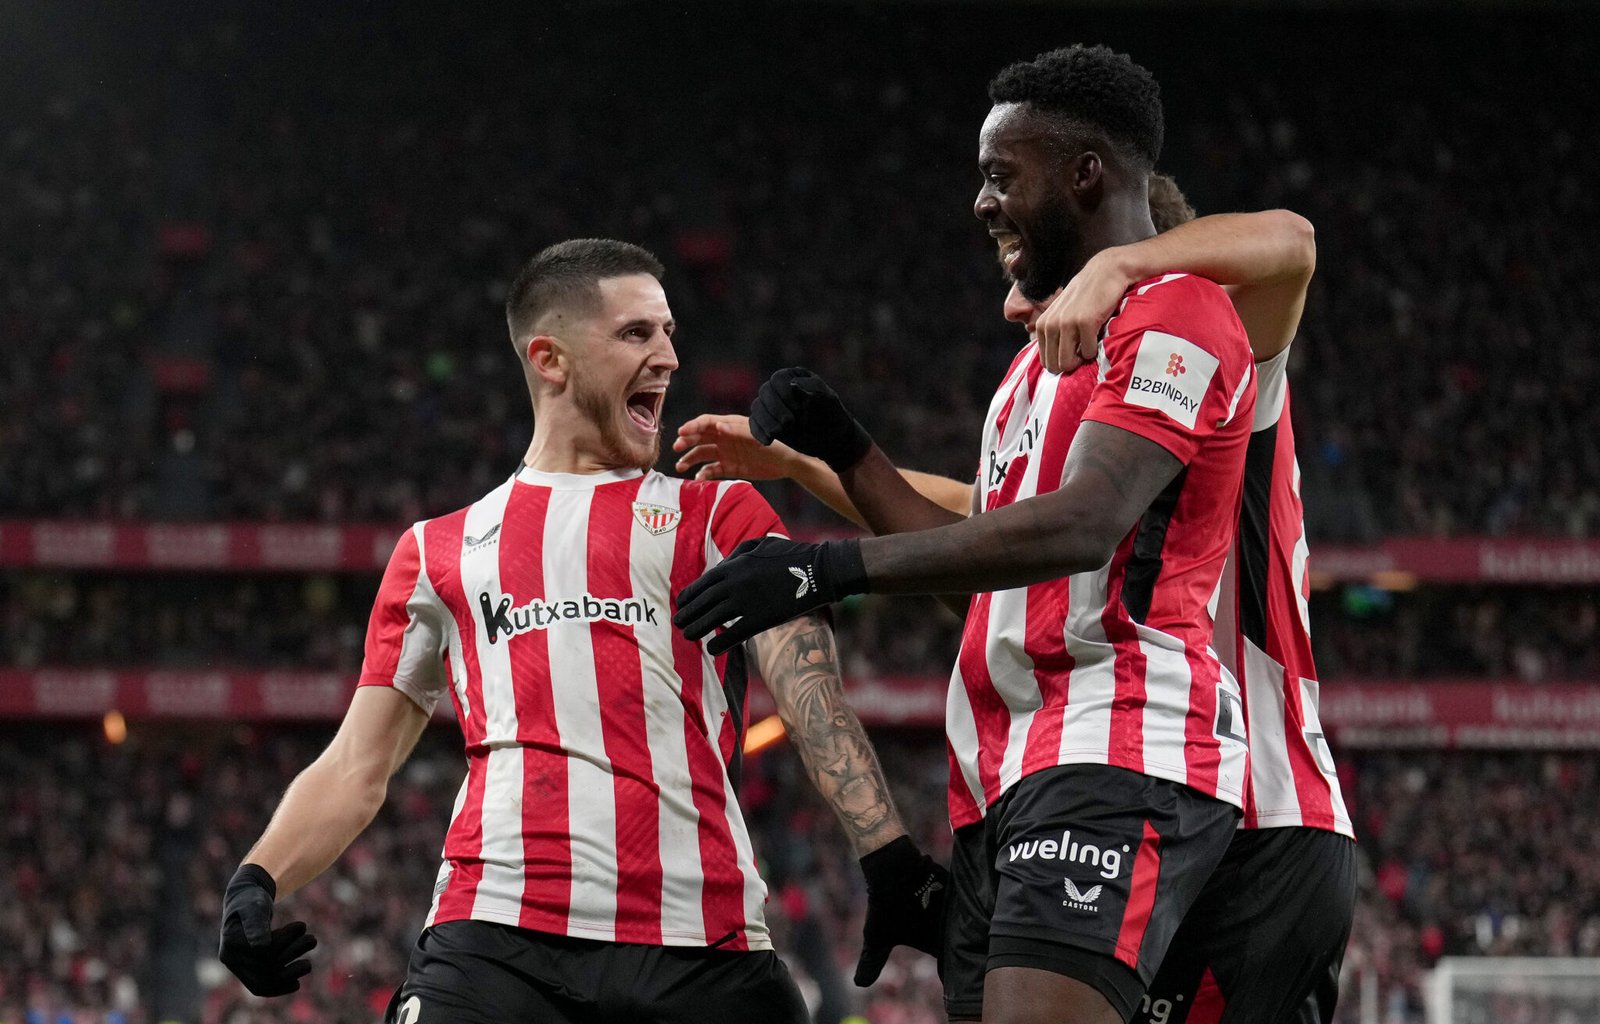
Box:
[1134,827,1356,1024]
[383,919,808,1024]
[944,763,1240,1022]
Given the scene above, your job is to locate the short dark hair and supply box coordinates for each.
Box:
[1149,172,1196,232]
[988,45,1163,169]
[505,238,664,342]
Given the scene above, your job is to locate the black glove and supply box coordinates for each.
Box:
[218,863,317,997]
[750,367,874,472]
[674,537,867,655]
[854,836,950,987]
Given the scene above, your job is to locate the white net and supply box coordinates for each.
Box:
[1427,957,1600,1024]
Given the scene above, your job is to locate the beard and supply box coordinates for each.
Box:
[1015,190,1076,303]
[572,367,660,470]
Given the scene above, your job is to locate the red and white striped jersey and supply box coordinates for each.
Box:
[947,273,1255,829]
[1216,346,1353,836]
[358,465,787,950]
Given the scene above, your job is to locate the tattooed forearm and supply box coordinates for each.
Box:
[753,615,906,856]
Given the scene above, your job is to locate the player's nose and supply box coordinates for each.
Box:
[974,188,998,222]
[652,332,680,372]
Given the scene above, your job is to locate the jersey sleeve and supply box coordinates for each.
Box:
[1083,274,1256,464]
[357,525,451,715]
[1252,342,1293,433]
[706,480,788,568]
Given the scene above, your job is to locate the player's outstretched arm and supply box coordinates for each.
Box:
[675,421,1179,653]
[1036,210,1316,371]
[675,413,972,525]
[749,614,948,986]
[218,686,429,996]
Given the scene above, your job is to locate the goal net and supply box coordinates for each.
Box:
[1427,957,1600,1024]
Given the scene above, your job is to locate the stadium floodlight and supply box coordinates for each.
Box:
[1427,956,1600,1024]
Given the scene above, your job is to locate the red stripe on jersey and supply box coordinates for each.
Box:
[435,760,489,923]
[669,487,749,949]
[423,512,489,921]
[945,738,983,826]
[586,478,666,944]
[1102,534,1148,774]
[1189,968,1227,1024]
[957,593,1011,805]
[359,527,423,682]
[1113,820,1162,970]
[496,482,571,933]
[1019,579,1072,777]
[709,480,785,553]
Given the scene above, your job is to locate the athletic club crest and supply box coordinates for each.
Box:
[632,502,681,536]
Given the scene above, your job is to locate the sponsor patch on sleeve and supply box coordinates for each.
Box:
[1123,330,1219,430]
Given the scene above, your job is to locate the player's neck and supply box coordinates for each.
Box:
[1072,193,1157,275]
[523,423,635,476]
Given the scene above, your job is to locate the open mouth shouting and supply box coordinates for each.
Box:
[625,384,667,434]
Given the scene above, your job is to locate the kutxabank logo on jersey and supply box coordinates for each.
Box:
[478,589,661,643]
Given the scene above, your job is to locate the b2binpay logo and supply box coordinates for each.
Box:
[1008,830,1128,880]
[478,590,660,644]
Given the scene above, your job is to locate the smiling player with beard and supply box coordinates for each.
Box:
[214,239,929,1024]
[675,46,1264,1024]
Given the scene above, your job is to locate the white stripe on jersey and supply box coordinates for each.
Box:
[472,745,528,921]
[627,474,706,943]
[462,479,517,742]
[539,487,620,939]
[1135,624,1195,785]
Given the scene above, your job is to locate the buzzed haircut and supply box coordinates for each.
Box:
[505,238,665,343]
[1149,172,1197,233]
[988,45,1164,170]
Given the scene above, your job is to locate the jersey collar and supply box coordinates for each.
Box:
[513,464,647,490]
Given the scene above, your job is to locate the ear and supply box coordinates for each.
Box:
[525,334,570,391]
[1069,151,1104,196]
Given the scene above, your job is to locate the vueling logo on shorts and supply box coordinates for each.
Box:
[1007,830,1128,880]
[478,590,660,643]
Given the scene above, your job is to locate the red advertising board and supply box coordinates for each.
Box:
[4,670,1599,747]
[5,521,1600,584]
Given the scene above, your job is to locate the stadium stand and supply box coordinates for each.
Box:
[2,3,1597,1023]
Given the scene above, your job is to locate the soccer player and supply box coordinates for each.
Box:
[677,190,1356,1023]
[1029,182,1356,1024]
[676,47,1258,1024]
[214,239,941,1024]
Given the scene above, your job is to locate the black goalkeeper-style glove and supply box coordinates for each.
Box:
[674,537,868,655]
[854,836,950,987]
[218,864,317,997]
[750,367,874,472]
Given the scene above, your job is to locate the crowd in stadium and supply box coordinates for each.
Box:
[2,9,1596,541]
[4,4,1598,1024]
[6,730,1600,1024]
